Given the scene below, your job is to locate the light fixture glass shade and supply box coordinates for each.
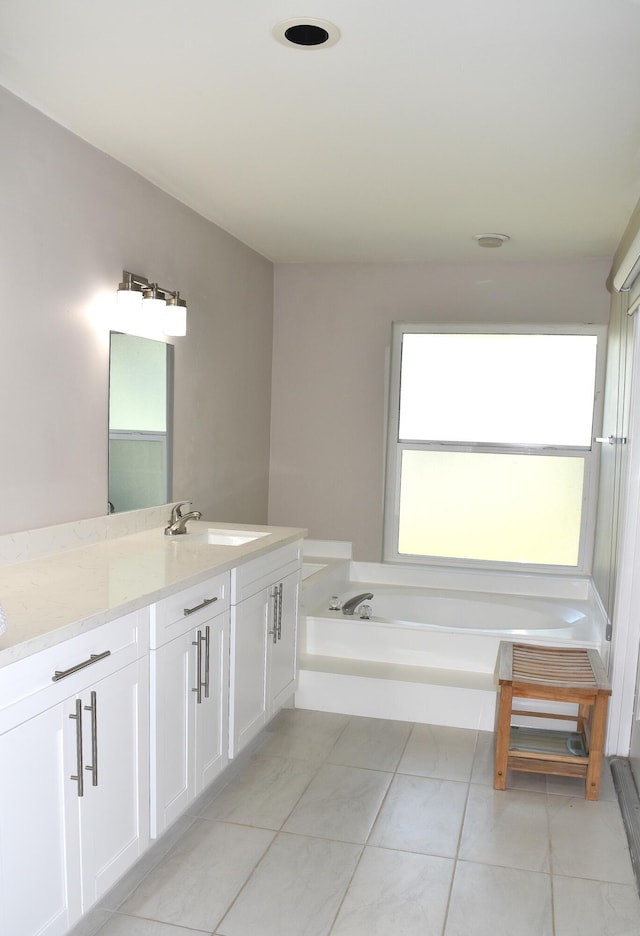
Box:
[139,288,168,339]
[116,284,143,309]
[164,294,187,336]
[114,283,144,333]
[142,295,167,314]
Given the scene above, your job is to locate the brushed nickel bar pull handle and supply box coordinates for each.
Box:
[268,588,278,644]
[277,583,283,641]
[273,584,279,643]
[184,597,218,616]
[192,630,203,704]
[69,698,84,797]
[84,690,98,787]
[53,650,111,682]
[203,625,210,699]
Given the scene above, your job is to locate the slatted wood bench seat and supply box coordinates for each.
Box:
[493,642,611,801]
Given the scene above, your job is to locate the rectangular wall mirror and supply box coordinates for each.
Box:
[108,333,174,513]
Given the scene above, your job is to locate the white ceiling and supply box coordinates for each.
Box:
[1,0,640,263]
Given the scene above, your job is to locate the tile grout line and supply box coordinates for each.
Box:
[105,713,351,936]
[91,732,275,933]
[323,720,479,936]
[439,728,481,936]
[84,714,640,936]
[210,711,356,935]
[324,717,417,936]
[546,780,558,936]
[206,823,278,934]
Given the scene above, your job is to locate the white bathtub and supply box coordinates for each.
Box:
[298,555,608,728]
[318,583,599,636]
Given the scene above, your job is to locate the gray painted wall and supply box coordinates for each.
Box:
[269,259,612,560]
[0,86,274,534]
[0,81,616,562]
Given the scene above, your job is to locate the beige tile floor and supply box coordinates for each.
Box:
[88,709,640,936]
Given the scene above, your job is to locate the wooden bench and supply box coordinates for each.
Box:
[494,642,611,800]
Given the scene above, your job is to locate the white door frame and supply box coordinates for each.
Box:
[608,307,640,755]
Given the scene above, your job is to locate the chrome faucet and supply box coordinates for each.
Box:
[341,592,374,615]
[164,501,202,536]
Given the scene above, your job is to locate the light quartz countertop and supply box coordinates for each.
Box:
[0,520,305,669]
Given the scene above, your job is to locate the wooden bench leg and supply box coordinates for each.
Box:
[577,702,590,736]
[585,693,608,801]
[494,682,513,790]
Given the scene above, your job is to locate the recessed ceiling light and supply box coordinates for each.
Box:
[273,18,341,49]
[473,233,511,248]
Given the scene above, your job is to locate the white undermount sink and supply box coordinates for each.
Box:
[182,528,270,546]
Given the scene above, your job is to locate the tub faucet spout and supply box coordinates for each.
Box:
[342,592,374,615]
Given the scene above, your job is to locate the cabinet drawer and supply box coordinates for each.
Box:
[150,572,230,648]
[0,609,146,733]
[232,541,302,603]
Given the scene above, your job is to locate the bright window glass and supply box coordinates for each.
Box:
[399,333,597,446]
[398,450,585,565]
[386,327,603,570]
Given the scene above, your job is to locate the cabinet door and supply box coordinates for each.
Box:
[268,570,300,713]
[150,630,194,837]
[0,705,76,936]
[151,611,230,834]
[229,589,268,757]
[194,611,230,793]
[78,656,149,910]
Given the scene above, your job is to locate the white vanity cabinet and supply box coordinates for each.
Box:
[229,541,302,757]
[0,610,149,936]
[0,520,306,936]
[0,702,72,936]
[149,572,230,837]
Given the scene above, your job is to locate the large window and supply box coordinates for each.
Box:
[383,325,605,571]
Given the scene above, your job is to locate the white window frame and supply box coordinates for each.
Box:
[383,322,607,574]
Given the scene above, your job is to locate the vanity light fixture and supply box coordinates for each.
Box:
[116,270,187,337]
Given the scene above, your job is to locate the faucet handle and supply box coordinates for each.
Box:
[171,501,191,523]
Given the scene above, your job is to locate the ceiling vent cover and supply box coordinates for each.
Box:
[474,233,511,248]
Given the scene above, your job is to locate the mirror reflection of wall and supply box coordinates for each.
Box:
[108,333,173,513]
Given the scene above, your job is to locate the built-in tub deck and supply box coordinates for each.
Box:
[297,551,608,731]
